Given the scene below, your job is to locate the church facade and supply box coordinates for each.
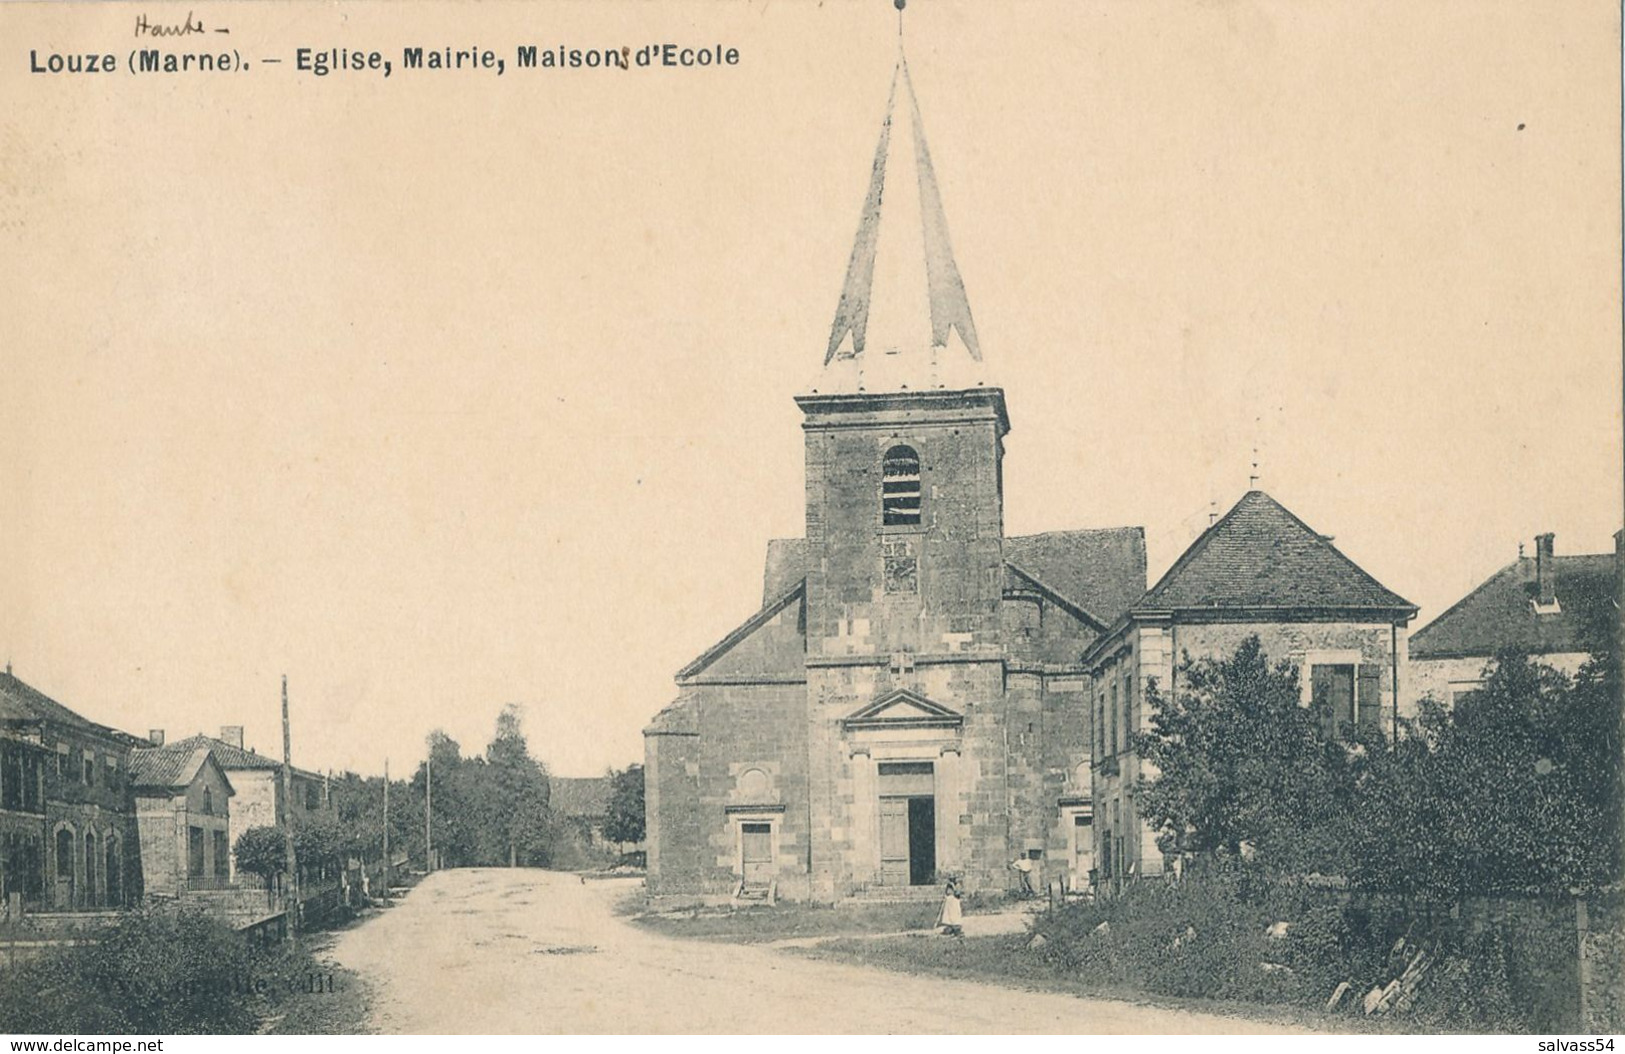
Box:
[643,60,1145,903]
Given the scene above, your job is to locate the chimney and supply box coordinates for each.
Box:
[148,729,165,747]
[1535,533,1557,606]
[219,725,244,750]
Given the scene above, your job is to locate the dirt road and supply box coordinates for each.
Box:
[329,868,1310,1034]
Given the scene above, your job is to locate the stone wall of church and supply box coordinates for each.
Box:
[645,681,811,902]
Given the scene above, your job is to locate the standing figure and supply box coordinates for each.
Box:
[937,878,964,937]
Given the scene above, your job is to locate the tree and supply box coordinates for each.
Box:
[1136,636,1368,874]
[604,764,645,849]
[293,813,345,881]
[485,705,552,867]
[233,826,286,895]
[1349,647,1622,897]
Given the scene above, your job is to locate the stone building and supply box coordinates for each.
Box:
[1080,490,1417,891]
[0,671,141,911]
[157,729,331,883]
[644,58,1146,903]
[1409,530,1621,707]
[129,743,235,897]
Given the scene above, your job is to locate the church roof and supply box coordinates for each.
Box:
[815,57,985,395]
[1410,551,1617,661]
[1005,529,1147,626]
[1132,491,1416,617]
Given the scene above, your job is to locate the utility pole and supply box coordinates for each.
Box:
[425,750,433,872]
[281,675,299,937]
[381,757,390,900]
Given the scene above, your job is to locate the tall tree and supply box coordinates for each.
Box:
[485,705,552,867]
[604,764,645,849]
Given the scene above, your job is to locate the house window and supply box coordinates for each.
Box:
[881,445,922,527]
[201,787,214,817]
[213,830,230,879]
[1108,683,1118,757]
[1312,663,1384,736]
[305,783,321,811]
[55,827,74,879]
[187,826,206,879]
[84,832,97,903]
[1119,670,1131,753]
[83,752,95,787]
[105,837,121,905]
[1312,664,1355,735]
[1,740,42,814]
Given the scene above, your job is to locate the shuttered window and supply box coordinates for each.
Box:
[881,445,922,526]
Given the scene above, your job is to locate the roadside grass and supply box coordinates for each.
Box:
[260,930,373,1035]
[792,933,1419,1035]
[633,901,939,943]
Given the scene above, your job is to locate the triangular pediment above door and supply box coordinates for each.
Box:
[841,688,964,731]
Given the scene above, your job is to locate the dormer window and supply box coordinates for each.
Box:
[882,445,922,526]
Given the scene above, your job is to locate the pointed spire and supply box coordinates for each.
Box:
[819,47,982,393]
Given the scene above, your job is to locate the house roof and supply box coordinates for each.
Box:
[0,671,133,743]
[551,776,612,819]
[1132,491,1416,617]
[166,733,323,781]
[129,744,234,795]
[1410,552,1618,661]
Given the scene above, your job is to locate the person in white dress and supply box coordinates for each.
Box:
[937,878,964,937]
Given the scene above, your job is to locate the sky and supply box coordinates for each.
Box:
[0,0,1619,778]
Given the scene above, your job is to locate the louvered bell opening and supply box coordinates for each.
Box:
[882,445,922,526]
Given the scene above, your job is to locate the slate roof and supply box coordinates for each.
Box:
[1006,528,1147,625]
[551,776,612,819]
[1133,491,1415,616]
[760,528,1146,628]
[129,744,233,795]
[0,672,134,743]
[1410,553,1618,660]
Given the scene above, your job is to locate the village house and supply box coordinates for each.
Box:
[0,671,141,912]
[128,742,236,897]
[644,58,1146,903]
[155,729,332,882]
[1409,530,1622,707]
[1080,490,1417,892]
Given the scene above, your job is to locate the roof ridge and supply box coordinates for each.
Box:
[1004,559,1108,631]
[1410,559,1519,644]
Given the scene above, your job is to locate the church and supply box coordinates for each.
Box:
[642,54,1146,903]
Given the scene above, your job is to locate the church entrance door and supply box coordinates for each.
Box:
[907,796,935,885]
[877,761,936,886]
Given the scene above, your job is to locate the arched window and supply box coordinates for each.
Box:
[882,445,922,526]
[105,836,122,906]
[201,787,213,816]
[55,827,74,880]
[84,832,97,905]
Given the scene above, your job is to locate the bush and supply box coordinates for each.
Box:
[0,906,331,1034]
[1029,870,1586,1030]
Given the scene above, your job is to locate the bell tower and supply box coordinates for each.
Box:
[797,38,1014,899]
[797,52,1009,660]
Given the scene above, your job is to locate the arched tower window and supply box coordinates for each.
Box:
[882,445,922,526]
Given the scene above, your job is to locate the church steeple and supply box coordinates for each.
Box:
[817,47,985,395]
